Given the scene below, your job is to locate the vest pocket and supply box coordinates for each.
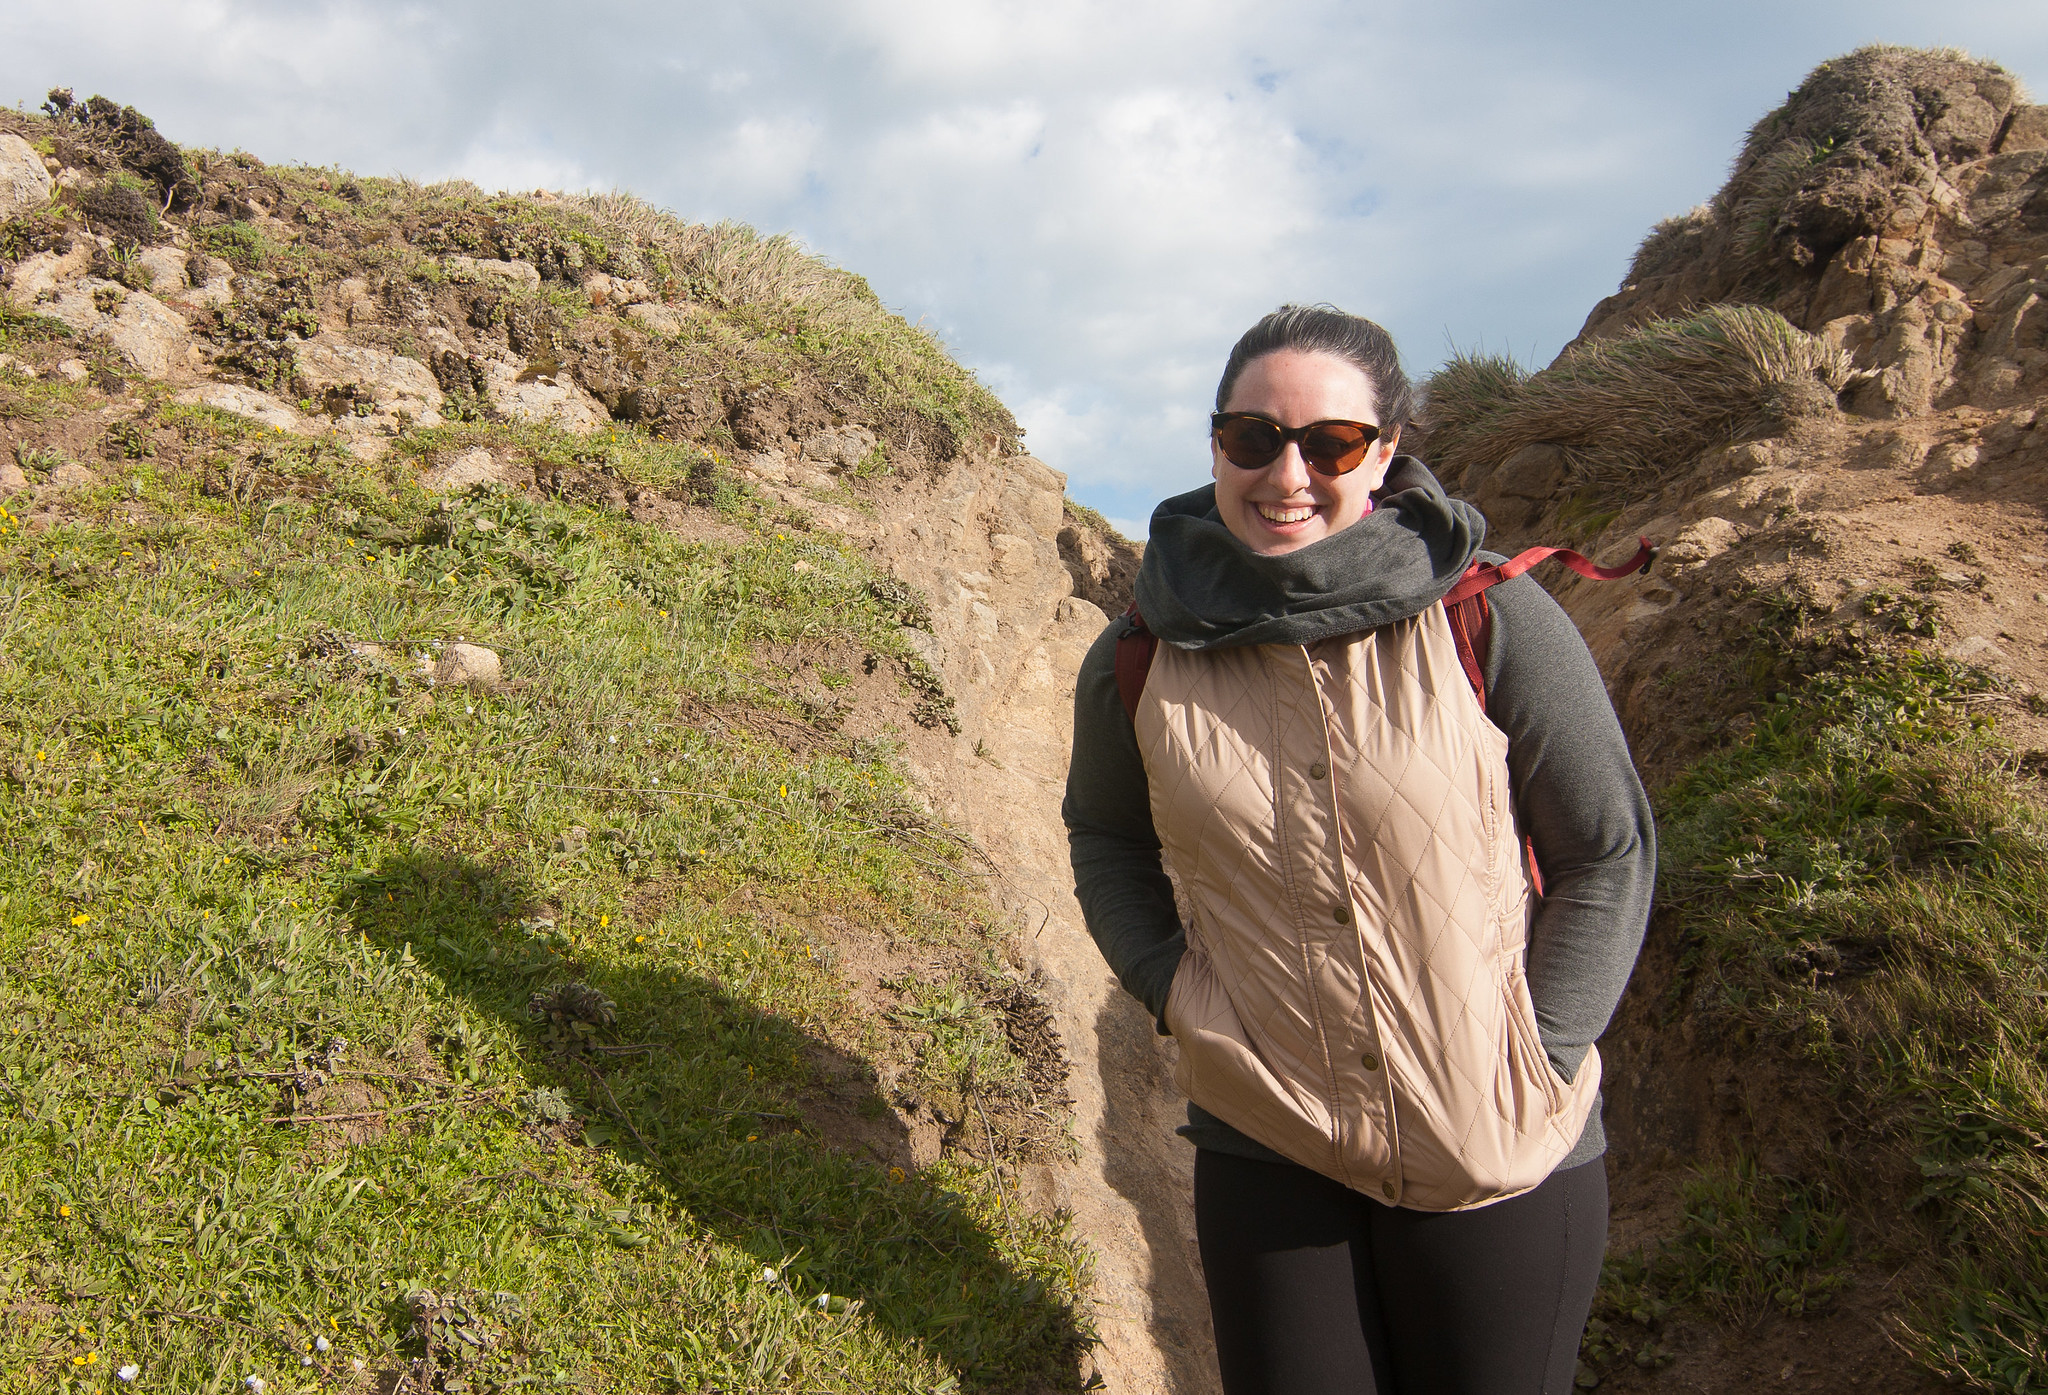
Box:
[1500,961,1567,1117]
[1163,943,1335,1169]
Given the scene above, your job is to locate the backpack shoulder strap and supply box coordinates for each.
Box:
[1115,605,1159,724]
[1442,536,1656,611]
[1437,536,1654,897]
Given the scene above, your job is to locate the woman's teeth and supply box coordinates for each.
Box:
[1256,503,1315,524]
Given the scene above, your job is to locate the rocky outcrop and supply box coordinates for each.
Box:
[0,132,53,221]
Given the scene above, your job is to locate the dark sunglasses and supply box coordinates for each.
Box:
[1211,412,1384,476]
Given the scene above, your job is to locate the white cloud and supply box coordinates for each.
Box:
[4,0,2045,524]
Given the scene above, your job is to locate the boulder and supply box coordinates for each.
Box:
[4,243,94,308]
[988,532,1039,578]
[1471,442,1571,528]
[583,272,653,306]
[0,133,54,221]
[420,447,519,493]
[2005,106,2048,154]
[479,359,607,432]
[294,339,443,429]
[435,642,502,688]
[37,281,195,378]
[47,462,100,492]
[184,255,235,309]
[446,256,541,290]
[175,383,305,433]
[1660,516,1744,571]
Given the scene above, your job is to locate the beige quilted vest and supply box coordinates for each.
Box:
[1140,602,1600,1211]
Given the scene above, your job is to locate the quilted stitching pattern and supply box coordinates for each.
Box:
[1139,605,1601,1211]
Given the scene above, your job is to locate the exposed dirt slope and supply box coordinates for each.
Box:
[1425,47,2048,1395]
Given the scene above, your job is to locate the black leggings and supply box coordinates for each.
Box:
[1195,1150,1607,1395]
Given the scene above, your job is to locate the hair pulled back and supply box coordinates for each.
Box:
[1215,303,1414,436]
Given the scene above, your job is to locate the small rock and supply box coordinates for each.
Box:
[47,462,100,492]
[420,447,515,493]
[0,132,54,221]
[134,246,190,293]
[55,358,90,383]
[624,302,684,335]
[0,459,25,493]
[584,271,653,305]
[435,642,502,687]
[988,532,1038,577]
[799,426,878,471]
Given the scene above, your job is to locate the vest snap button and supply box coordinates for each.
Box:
[1361,1052,1380,1072]
[1308,761,1328,780]
[1333,906,1351,925]
[1381,1180,1396,1200]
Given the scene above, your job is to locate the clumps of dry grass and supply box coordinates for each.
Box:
[1422,304,1847,493]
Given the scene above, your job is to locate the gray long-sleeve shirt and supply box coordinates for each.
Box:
[1062,460,1655,1172]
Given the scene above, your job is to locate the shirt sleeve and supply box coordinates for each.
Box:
[1480,571,1657,1081]
[1061,620,1187,1032]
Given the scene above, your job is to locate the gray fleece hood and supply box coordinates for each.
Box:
[1134,456,1486,650]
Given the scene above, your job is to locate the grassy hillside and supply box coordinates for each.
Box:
[1578,596,2048,1389]
[0,95,1090,1394]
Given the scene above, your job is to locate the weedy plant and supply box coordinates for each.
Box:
[0,386,1092,1389]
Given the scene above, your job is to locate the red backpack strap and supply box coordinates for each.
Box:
[1442,536,1656,610]
[1444,566,1494,706]
[1438,537,1652,898]
[1115,605,1159,724]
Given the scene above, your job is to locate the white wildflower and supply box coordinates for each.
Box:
[117,1367,139,1383]
[761,1266,778,1283]
[314,1337,330,1353]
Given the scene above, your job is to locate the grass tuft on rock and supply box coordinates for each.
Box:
[1422,304,1847,494]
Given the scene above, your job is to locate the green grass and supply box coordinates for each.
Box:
[0,383,1090,1390]
[1629,596,2048,1390]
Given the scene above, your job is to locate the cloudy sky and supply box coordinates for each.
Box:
[5,2,2046,533]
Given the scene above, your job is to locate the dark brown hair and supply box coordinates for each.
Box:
[1215,303,1415,436]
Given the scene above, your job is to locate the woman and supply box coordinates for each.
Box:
[1063,305,1654,1394]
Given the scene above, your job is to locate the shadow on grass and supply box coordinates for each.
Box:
[339,852,1089,1390]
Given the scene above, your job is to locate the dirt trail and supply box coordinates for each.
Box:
[731,448,1219,1393]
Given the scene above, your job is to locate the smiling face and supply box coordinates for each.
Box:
[1210,349,1398,555]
